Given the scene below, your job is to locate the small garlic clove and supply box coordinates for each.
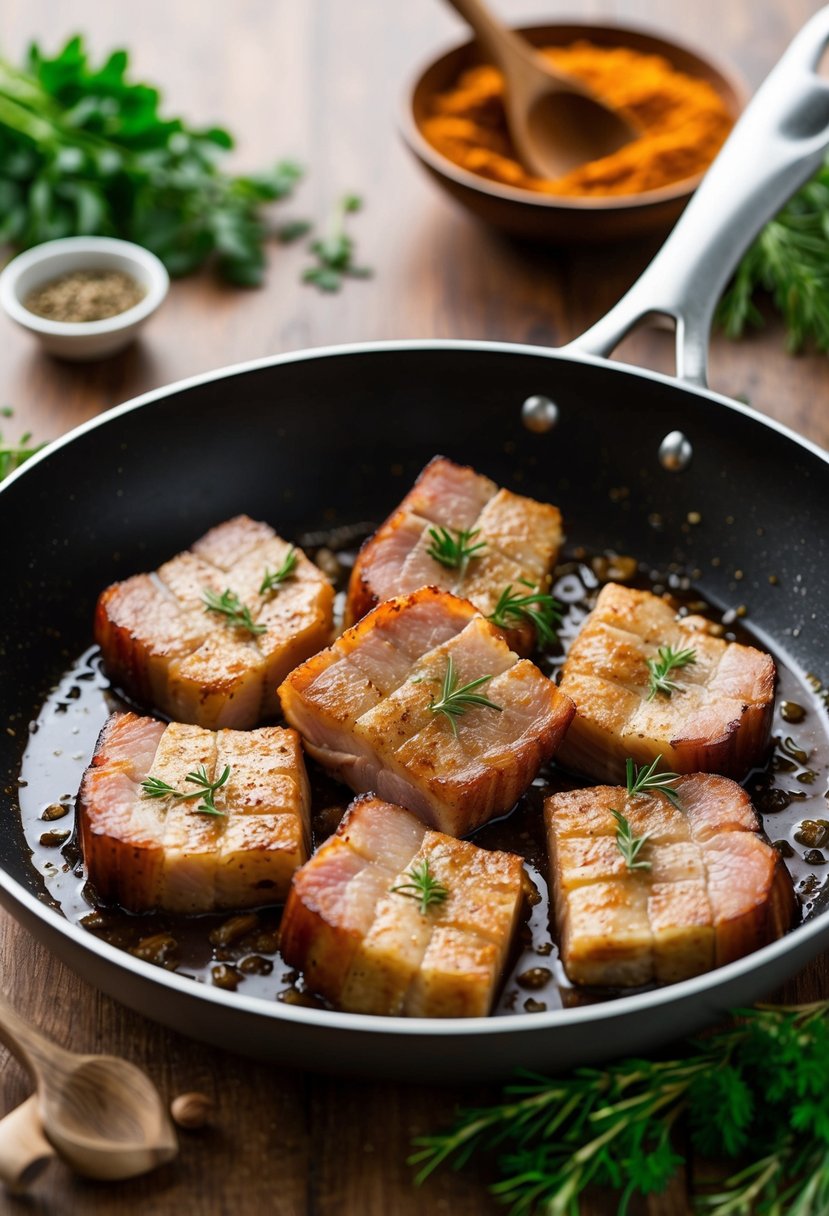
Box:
[170,1092,214,1130]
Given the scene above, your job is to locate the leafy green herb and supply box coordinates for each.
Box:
[487,581,563,648]
[0,429,43,481]
[0,36,302,284]
[646,644,697,701]
[259,546,298,595]
[609,808,651,871]
[140,764,230,816]
[428,654,501,737]
[303,194,371,292]
[390,858,449,915]
[626,755,681,808]
[425,526,486,575]
[412,1001,829,1216]
[276,219,312,244]
[202,587,266,635]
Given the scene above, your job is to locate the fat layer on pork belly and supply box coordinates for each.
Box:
[279,586,575,836]
[545,774,795,988]
[346,456,563,654]
[95,515,334,729]
[78,711,311,913]
[279,795,527,1017]
[557,583,775,783]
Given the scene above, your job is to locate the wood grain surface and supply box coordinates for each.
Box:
[1,0,827,1211]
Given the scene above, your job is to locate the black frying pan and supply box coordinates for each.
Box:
[1,12,828,1082]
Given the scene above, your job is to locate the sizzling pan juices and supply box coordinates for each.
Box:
[2,12,829,1080]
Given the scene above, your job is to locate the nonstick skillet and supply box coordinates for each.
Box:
[2,13,829,1083]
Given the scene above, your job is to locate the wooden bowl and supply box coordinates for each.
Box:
[401,22,747,243]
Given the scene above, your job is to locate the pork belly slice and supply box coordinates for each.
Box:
[279,587,575,835]
[95,515,334,729]
[557,583,775,783]
[346,456,563,655]
[545,773,795,989]
[280,796,526,1017]
[78,711,310,913]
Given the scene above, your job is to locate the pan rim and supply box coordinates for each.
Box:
[3,335,828,1041]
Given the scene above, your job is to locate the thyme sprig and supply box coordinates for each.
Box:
[202,587,266,635]
[411,1002,829,1216]
[426,526,487,575]
[487,580,563,648]
[610,808,652,871]
[428,654,501,738]
[140,764,230,816]
[390,858,449,915]
[646,644,697,700]
[626,755,682,808]
[259,546,298,595]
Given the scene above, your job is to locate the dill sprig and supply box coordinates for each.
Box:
[646,644,697,701]
[609,808,651,871]
[140,764,230,816]
[259,546,298,595]
[390,858,449,915]
[626,755,682,809]
[428,654,501,737]
[487,580,563,648]
[202,587,266,635]
[425,525,487,575]
[411,1002,829,1216]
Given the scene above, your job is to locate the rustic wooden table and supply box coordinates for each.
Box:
[2,0,828,1211]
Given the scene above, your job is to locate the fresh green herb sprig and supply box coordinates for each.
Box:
[412,1001,829,1216]
[425,526,486,575]
[303,194,371,292]
[609,808,652,871]
[646,644,697,701]
[487,581,563,648]
[390,858,449,915]
[626,755,681,808]
[140,763,230,816]
[259,546,298,595]
[0,428,43,481]
[202,587,265,635]
[427,654,501,737]
[0,36,302,285]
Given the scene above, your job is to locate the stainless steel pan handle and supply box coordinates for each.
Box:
[564,5,829,387]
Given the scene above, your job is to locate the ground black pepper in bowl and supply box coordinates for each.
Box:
[24,269,145,323]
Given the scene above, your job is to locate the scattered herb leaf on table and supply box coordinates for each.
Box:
[0,35,302,284]
[412,1001,829,1215]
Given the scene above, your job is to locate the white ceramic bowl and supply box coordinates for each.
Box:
[0,236,169,361]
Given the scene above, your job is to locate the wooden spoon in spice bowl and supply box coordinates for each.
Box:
[442,0,637,177]
[0,991,177,1182]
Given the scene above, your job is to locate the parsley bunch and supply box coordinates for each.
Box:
[0,36,302,284]
[412,1001,829,1215]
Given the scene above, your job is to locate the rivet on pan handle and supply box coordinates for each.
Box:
[563,6,829,388]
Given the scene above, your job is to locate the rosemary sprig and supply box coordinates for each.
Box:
[259,546,298,595]
[202,587,266,635]
[626,755,681,809]
[303,194,372,292]
[390,858,449,915]
[487,580,563,648]
[610,809,652,871]
[140,764,230,816]
[646,644,697,701]
[428,654,501,738]
[411,1002,829,1216]
[425,526,487,575]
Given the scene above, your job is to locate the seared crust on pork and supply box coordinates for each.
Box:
[279,587,575,836]
[545,774,795,988]
[557,583,775,783]
[95,515,334,729]
[280,795,527,1017]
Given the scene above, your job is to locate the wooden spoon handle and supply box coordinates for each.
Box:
[0,1096,55,1192]
[0,990,72,1081]
[441,0,530,68]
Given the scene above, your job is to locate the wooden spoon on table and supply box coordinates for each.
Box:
[0,991,177,1181]
[443,0,637,178]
